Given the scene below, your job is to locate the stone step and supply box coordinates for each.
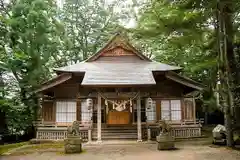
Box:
[92,127,138,130]
[92,134,138,140]
[92,132,137,136]
[91,126,143,140]
[92,130,137,133]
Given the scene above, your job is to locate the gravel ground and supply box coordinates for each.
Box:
[1,141,240,160]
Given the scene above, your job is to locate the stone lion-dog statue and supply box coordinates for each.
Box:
[158,120,171,134]
[67,121,80,136]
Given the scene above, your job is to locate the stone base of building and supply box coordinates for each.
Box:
[64,136,82,154]
[157,133,175,150]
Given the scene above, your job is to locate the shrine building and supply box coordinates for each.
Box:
[36,33,203,142]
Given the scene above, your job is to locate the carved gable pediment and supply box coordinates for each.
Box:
[102,47,135,57]
[86,33,151,62]
[100,35,137,57]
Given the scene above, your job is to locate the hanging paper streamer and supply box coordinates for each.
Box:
[97,92,140,112]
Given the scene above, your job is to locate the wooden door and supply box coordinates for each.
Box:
[107,111,130,125]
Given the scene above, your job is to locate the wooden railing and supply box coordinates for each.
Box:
[149,126,201,139]
[36,128,89,142]
[34,120,92,128]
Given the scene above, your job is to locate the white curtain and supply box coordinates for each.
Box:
[56,101,76,123]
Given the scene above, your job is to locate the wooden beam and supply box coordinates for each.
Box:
[137,92,142,142]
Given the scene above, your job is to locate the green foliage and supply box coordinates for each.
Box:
[0,0,66,134]
[59,0,128,63]
[0,0,133,135]
[133,0,230,110]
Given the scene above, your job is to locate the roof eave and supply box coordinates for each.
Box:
[35,73,72,93]
[80,83,156,87]
[165,71,204,91]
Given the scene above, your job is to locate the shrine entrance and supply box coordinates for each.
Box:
[106,99,133,125]
[98,92,139,126]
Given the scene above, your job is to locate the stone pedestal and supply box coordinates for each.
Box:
[64,136,82,154]
[156,133,175,150]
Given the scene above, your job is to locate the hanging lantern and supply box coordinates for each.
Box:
[130,99,132,106]
[86,98,93,110]
[146,97,153,109]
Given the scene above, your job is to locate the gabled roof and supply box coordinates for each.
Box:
[85,32,151,62]
[54,60,181,73]
[54,59,181,86]
[36,32,203,92]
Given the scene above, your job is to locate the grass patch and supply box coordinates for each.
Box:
[0,142,29,155]
[2,142,65,156]
[30,142,64,149]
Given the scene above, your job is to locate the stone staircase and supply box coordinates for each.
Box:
[92,126,139,140]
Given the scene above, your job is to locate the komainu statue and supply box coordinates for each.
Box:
[156,120,175,150]
[158,120,171,134]
[64,121,82,154]
[67,121,80,137]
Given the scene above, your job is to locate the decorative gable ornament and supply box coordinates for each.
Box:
[86,98,93,110]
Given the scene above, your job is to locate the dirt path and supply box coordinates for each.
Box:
[1,142,240,160]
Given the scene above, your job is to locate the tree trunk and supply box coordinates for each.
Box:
[217,0,235,147]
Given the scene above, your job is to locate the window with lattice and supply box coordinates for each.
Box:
[56,101,76,123]
[161,100,181,121]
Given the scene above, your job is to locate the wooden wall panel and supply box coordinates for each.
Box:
[156,100,161,121]
[183,98,194,120]
[181,99,184,121]
[107,111,130,125]
[76,99,81,121]
[42,101,54,122]
[54,84,79,99]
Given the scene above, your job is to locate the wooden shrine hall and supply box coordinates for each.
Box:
[35,33,203,142]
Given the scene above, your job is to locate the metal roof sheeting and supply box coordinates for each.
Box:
[54,58,181,85]
[81,70,156,85]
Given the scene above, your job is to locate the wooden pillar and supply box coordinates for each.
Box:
[97,93,102,142]
[147,128,151,141]
[193,97,196,124]
[88,129,92,143]
[137,93,142,142]
[181,98,185,122]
